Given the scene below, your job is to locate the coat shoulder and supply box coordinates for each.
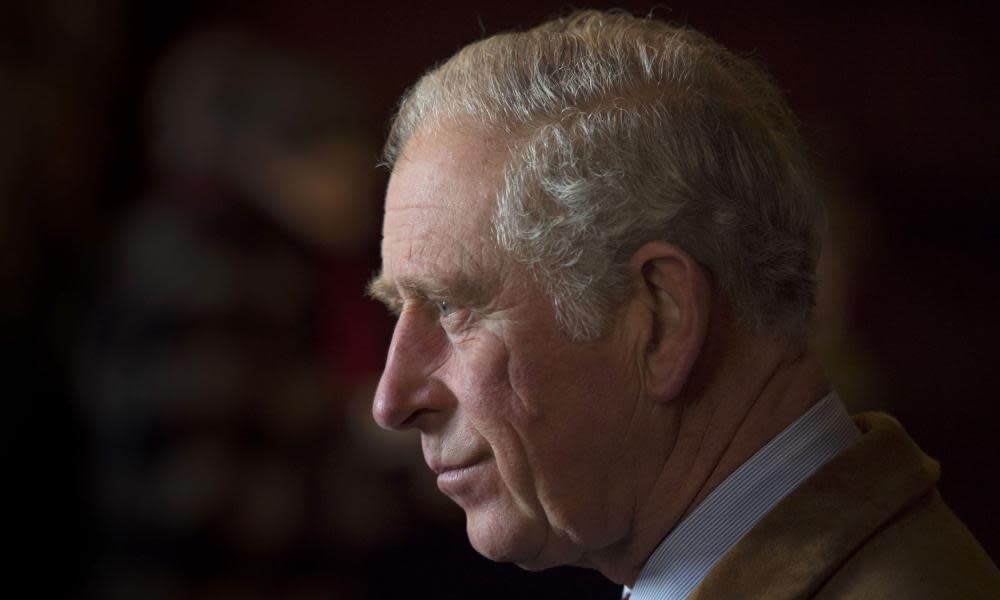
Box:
[816,490,1000,599]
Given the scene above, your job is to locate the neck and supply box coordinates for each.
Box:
[587,324,830,586]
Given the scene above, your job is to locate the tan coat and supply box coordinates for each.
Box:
[689,413,1000,599]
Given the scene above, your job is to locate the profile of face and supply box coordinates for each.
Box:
[371,128,649,569]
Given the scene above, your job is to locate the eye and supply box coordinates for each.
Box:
[436,300,454,318]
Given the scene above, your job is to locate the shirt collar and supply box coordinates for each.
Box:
[624,392,860,600]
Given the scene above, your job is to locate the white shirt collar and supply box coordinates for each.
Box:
[624,392,860,600]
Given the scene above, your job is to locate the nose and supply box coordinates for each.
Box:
[372,309,452,431]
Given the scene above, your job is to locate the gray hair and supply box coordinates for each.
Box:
[385,10,822,340]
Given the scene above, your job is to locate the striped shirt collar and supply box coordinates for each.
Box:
[624,392,860,600]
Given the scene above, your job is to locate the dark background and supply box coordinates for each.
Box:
[5,1,998,598]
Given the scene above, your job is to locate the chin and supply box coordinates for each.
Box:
[464,499,552,567]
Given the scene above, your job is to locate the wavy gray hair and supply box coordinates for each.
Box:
[385,10,822,340]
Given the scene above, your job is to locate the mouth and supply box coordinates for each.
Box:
[429,456,492,497]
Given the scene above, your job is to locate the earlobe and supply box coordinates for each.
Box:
[629,241,711,403]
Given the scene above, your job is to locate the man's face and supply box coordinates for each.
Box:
[371,128,645,569]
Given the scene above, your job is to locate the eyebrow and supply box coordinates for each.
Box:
[367,270,500,315]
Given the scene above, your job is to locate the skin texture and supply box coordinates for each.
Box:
[372,126,652,569]
[371,126,831,585]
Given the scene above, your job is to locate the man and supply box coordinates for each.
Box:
[368,10,1000,598]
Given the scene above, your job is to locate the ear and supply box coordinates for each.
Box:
[628,241,711,403]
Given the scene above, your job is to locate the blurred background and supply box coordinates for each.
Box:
[4,1,998,598]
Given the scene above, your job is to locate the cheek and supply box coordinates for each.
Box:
[445,329,549,499]
[450,326,602,448]
[445,328,525,429]
[509,341,631,483]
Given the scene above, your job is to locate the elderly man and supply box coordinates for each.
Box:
[368,10,1000,599]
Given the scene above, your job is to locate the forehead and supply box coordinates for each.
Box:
[381,127,509,282]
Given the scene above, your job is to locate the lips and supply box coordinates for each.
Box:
[428,455,491,499]
[425,446,489,474]
[428,456,486,476]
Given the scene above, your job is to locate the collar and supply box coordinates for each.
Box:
[687,411,942,599]
[625,392,861,600]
